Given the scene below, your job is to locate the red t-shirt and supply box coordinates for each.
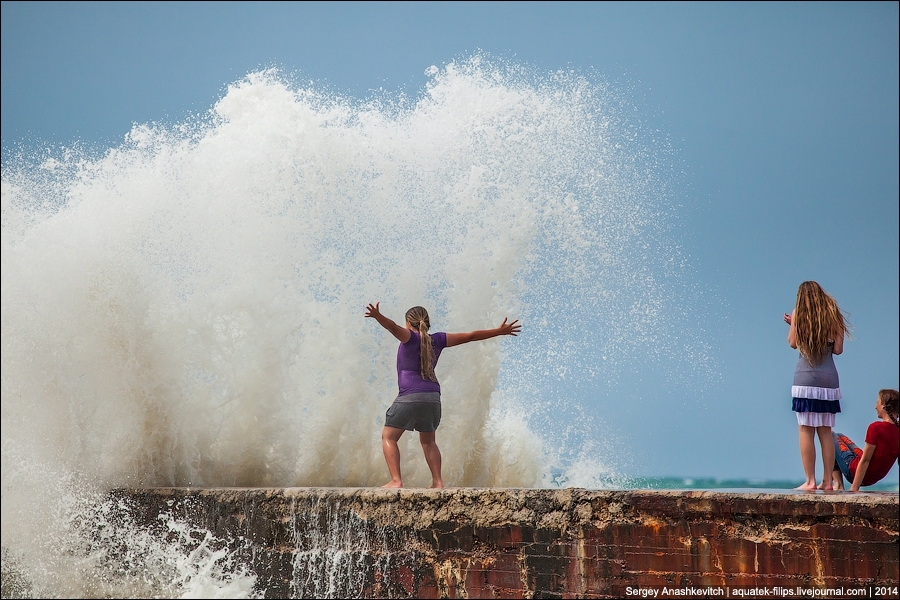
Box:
[850,421,900,486]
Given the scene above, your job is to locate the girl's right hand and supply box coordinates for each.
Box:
[783,312,792,325]
[365,302,381,319]
[497,318,522,336]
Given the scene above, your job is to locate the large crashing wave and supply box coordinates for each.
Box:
[2,54,716,598]
[2,56,712,495]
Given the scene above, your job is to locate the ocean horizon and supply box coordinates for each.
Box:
[628,476,898,492]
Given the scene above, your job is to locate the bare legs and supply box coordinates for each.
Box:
[817,426,834,491]
[380,426,444,489]
[381,426,405,488]
[796,425,817,490]
[419,431,444,489]
[795,424,834,491]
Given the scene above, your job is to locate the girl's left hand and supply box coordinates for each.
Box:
[783,312,792,325]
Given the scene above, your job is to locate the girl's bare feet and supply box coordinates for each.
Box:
[381,481,403,488]
[794,481,817,491]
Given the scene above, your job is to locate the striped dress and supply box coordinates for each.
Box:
[791,341,841,427]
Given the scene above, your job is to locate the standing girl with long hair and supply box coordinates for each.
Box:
[365,302,521,488]
[783,281,851,490]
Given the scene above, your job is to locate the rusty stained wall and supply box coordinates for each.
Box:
[114,487,899,599]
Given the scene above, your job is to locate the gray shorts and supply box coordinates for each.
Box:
[385,393,442,432]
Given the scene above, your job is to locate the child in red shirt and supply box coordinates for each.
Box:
[831,388,900,491]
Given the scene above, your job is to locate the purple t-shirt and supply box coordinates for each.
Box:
[397,331,447,396]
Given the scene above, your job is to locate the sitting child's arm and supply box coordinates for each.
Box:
[849,443,877,492]
[365,302,411,343]
[446,318,521,347]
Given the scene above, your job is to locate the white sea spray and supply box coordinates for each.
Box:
[1,55,712,596]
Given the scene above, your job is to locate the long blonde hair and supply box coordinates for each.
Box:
[405,306,437,382]
[794,281,851,366]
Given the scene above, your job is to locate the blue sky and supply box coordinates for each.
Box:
[2,1,898,482]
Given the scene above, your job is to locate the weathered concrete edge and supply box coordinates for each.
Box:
[112,487,900,598]
[115,487,900,530]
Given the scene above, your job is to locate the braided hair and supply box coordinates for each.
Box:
[405,306,437,382]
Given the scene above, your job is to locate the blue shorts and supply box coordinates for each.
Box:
[832,432,863,481]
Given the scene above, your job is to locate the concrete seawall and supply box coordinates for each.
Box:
[114,487,899,598]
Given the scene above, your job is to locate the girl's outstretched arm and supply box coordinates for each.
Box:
[446,318,521,347]
[365,302,411,343]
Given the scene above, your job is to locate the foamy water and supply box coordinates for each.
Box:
[1,56,710,597]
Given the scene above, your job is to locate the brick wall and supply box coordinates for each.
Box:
[114,487,899,598]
